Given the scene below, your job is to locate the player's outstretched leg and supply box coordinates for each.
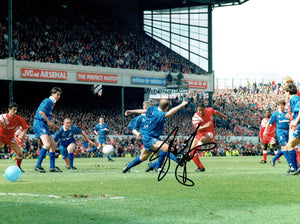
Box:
[271,150,283,166]
[122,156,142,173]
[107,155,114,162]
[122,149,151,173]
[145,161,156,172]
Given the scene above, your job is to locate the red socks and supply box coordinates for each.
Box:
[263,151,267,161]
[191,151,204,169]
[16,156,23,167]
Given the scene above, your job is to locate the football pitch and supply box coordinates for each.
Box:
[1,156,300,224]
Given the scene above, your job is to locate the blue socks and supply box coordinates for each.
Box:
[151,151,179,169]
[169,152,178,162]
[272,150,283,162]
[89,147,98,153]
[150,161,157,169]
[283,150,292,166]
[288,150,298,171]
[68,153,74,167]
[157,151,168,169]
[49,152,56,168]
[36,147,47,168]
[128,156,142,169]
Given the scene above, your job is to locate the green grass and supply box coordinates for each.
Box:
[1,156,300,224]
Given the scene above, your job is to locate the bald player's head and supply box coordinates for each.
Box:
[159,99,169,112]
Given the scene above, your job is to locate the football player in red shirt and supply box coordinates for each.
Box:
[191,103,228,172]
[0,102,29,172]
[259,109,276,163]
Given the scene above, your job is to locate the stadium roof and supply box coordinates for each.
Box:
[139,0,250,10]
[6,0,249,12]
[83,0,250,10]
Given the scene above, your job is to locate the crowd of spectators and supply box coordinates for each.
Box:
[0,8,205,75]
[0,80,292,159]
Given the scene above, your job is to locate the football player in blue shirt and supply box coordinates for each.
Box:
[284,83,300,175]
[33,87,62,173]
[54,118,94,170]
[128,101,182,172]
[127,101,152,140]
[94,117,114,162]
[264,100,291,167]
[122,99,188,173]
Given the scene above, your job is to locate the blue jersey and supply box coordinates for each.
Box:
[34,97,55,123]
[290,95,300,121]
[144,106,167,138]
[127,114,149,135]
[54,125,82,147]
[269,110,289,130]
[95,123,109,138]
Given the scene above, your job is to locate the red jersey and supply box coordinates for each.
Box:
[192,108,216,133]
[259,117,275,138]
[0,114,29,138]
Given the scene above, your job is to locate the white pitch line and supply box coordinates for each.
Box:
[0,192,125,200]
[0,192,60,198]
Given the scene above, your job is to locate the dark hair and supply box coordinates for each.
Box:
[197,102,206,108]
[50,87,63,95]
[284,83,297,95]
[8,102,18,109]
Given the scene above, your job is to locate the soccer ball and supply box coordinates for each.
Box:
[102,144,114,156]
[5,166,21,181]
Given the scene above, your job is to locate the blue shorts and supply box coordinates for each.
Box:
[59,141,76,159]
[276,129,289,146]
[293,125,300,139]
[60,145,68,159]
[99,137,107,145]
[142,135,161,152]
[33,120,51,139]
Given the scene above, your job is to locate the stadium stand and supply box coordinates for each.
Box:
[0,7,205,75]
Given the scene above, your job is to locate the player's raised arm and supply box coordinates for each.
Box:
[215,111,228,120]
[165,101,188,118]
[125,109,147,116]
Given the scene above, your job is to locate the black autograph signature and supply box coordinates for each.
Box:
[149,123,216,187]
